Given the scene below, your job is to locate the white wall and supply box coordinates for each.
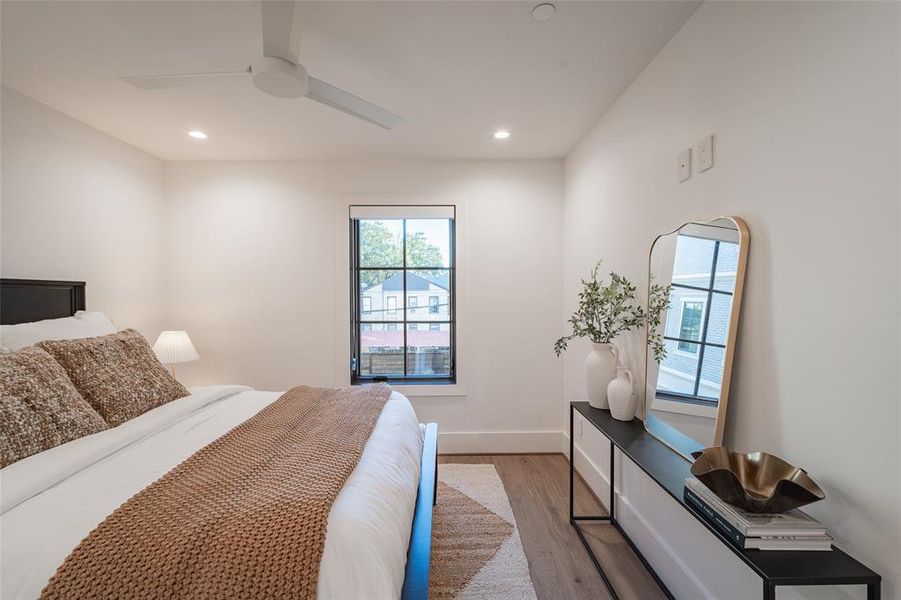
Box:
[0,86,166,338]
[564,3,900,599]
[164,160,564,451]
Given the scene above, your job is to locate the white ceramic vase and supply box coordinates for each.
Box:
[585,343,618,409]
[607,367,636,421]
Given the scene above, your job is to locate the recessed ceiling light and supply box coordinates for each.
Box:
[493,130,511,140]
[531,3,556,21]
[188,130,208,140]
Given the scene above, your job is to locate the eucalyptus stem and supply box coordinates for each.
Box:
[554,260,671,362]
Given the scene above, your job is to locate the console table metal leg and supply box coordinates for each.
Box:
[569,404,619,599]
[609,437,615,520]
[868,582,880,600]
[763,581,776,600]
[569,404,574,525]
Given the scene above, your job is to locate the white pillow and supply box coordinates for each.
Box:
[0,311,117,352]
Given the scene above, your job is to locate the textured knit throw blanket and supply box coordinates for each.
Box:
[40,383,392,600]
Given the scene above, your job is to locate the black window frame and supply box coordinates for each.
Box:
[350,207,456,385]
[657,237,733,405]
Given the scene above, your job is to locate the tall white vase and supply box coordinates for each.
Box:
[607,367,636,421]
[585,343,618,409]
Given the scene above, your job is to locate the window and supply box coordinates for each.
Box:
[351,206,455,384]
[677,301,704,353]
[657,235,737,403]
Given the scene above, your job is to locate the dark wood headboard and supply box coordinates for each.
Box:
[0,279,86,325]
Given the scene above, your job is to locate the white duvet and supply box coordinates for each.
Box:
[0,385,423,600]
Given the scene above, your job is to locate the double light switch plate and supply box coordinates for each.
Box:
[677,134,714,182]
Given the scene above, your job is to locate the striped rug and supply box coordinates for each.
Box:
[429,464,537,600]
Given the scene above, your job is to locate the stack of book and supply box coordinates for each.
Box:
[684,477,832,551]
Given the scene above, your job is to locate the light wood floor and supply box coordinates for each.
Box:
[438,454,668,600]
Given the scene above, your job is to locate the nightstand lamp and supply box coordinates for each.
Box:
[152,330,199,377]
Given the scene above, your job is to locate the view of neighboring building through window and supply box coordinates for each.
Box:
[677,301,704,353]
[350,208,455,383]
[656,234,738,402]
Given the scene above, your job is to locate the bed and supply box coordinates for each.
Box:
[0,278,438,600]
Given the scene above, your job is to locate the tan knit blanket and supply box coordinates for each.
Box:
[40,383,392,600]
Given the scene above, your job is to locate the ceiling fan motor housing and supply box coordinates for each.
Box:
[251,57,309,98]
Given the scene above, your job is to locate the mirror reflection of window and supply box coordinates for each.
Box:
[656,234,738,405]
[678,301,704,352]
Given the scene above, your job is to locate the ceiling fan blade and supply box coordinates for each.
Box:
[260,0,301,63]
[306,77,404,129]
[121,70,249,90]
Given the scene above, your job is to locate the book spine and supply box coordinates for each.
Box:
[685,480,749,533]
[684,487,746,549]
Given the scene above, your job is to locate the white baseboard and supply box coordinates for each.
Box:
[438,430,565,454]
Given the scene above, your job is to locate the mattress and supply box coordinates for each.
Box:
[0,385,423,599]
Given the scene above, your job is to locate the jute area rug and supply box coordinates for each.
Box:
[429,464,538,600]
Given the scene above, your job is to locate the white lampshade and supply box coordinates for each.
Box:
[152,331,200,365]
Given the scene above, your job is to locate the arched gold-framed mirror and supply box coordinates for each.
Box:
[644,216,750,460]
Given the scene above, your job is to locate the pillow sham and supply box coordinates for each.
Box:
[37,329,190,426]
[0,311,117,352]
[0,346,108,469]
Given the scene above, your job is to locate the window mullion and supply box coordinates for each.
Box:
[402,219,408,378]
[693,241,720,397]
[351,219,361,381]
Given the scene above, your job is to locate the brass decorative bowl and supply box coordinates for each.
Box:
[690,447,825,513]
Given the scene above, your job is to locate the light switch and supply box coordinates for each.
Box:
[696,135,714,172]
[678,148,691,182]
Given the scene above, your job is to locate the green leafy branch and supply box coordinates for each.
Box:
[554,260,671,363]
[646,278,672,363]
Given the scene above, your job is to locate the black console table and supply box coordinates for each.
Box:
[569,402,881,600]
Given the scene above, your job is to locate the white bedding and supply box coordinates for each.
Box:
[0,385,422,600]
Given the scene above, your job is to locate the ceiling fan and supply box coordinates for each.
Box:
[121,1,403,129]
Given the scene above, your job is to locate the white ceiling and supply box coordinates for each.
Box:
[1,1,699,161]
